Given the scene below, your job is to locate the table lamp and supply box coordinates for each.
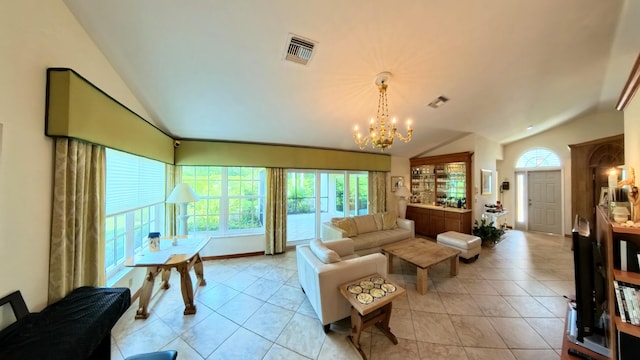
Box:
[166,183,199,236]
[395,186,411,219]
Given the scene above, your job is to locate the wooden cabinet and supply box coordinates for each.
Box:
[596,206,640,360]
[569,135,623,227]
[407,205,472,237]
[406,206,429,235]
[410,152,473,209]
[445,211,472,234]
[429,209,445,237]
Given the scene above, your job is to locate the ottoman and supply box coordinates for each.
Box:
[436,231,481,262]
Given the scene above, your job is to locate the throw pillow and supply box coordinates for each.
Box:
[310,239,341,264]
[353,215,377,234]
[382,211,398,230]
[334,218,358,237]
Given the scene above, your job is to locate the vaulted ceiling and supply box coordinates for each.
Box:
[62,0,639,158]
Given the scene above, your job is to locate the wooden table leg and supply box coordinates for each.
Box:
[416,267,428,294]
[347,307,367,360]
[450,255,459,276]
[375,303,398,345]
[192,253,207,286]
[160,268,171,289]
[177,262,197,315]
[136,266,159,319]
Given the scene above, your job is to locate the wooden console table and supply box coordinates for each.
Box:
[126,237,210,319]
[339,273,405,360]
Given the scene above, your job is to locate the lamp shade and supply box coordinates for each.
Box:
[166,183,199,203]
[395,186,411,198]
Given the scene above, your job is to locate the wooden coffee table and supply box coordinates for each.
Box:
[382,238,460,294]
[339,273,405,360]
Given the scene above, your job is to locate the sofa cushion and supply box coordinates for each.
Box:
[310,239,341,263]
[351,228,412,251]
[333,218,358,237]
[382,212,398,230]
[353,215,378,234]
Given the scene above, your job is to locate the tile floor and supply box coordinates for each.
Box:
[110,230,574,360]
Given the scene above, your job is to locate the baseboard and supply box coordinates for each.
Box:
[202,251,264,261]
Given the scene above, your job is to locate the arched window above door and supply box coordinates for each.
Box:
[516,148,561,168]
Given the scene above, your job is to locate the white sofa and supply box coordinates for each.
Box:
[321,213,415,255]
[296,238,387,332]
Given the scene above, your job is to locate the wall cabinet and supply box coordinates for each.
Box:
[410,152,473,209]
[407,204,472,237]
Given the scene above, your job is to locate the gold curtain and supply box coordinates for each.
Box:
[265,168,287,255]
[48,138,105,304]
[165,165,179,236]
[369,171,387,213]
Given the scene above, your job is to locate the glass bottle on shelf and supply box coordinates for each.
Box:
[410,165,435,204]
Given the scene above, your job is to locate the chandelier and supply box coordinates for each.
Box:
[353,72,413,151]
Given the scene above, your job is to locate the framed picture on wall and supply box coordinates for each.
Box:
[391,176,404,192]
[481,169,492,195]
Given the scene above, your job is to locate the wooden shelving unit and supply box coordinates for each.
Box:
[596,206,640,359]
[409,152,473,208]
[408,152,473,236]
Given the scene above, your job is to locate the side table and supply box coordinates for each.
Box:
[339,273,405,360]
[125,237,210,319]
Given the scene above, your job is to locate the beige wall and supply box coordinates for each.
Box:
[498,111,624,235]
[388,156,411,215]
[623,91,640,173]
[0,1,153,311]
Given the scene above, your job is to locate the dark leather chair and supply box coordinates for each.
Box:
[125,350,177,360]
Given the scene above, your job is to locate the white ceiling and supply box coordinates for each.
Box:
[62,0,639,158]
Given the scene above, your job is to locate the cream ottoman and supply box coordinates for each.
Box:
[436,231,481,262]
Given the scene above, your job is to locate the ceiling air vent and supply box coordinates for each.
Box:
[285,35,316,65]
[428,95,450,109]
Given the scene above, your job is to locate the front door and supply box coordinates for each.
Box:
[528,170,562,234]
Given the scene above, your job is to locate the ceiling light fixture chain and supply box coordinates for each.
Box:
[353,72,413,151]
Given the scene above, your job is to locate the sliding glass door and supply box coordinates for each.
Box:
[287,170,368,243]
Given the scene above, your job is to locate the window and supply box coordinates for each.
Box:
[516,148,561,168]
[348,173,369,216]
[181,166,266,236]
[287,170,368,242]
[516,172,525,224]
[105,149,166,278]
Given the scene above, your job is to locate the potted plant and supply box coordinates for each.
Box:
[472,218,505,247]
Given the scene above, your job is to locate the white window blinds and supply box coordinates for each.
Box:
[106,148,166,215]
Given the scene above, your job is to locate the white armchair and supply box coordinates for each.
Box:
[296,238,387,332]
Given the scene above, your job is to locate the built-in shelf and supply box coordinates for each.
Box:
[613,269,640,286]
